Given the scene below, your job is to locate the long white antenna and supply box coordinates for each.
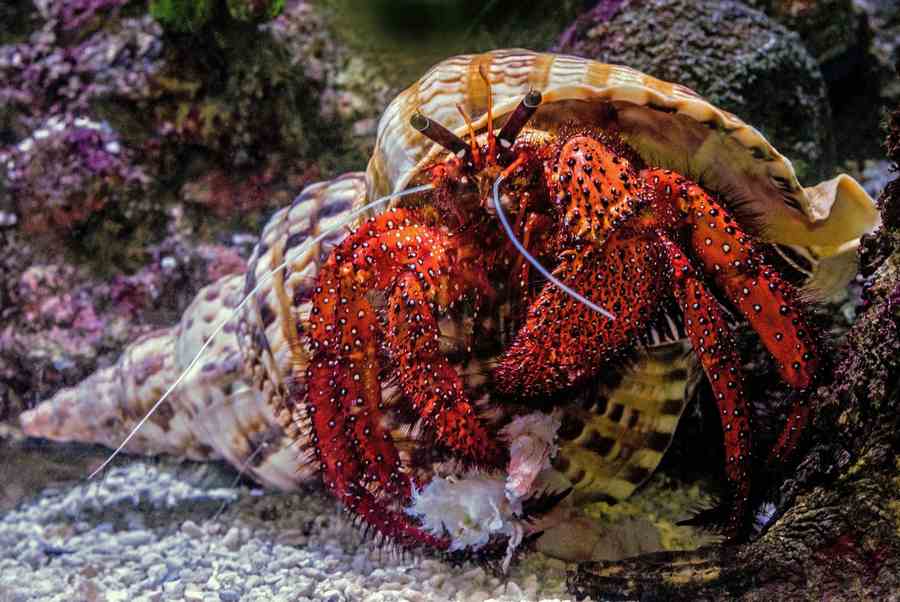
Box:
[88,183,435,480]
[491,176,616,320]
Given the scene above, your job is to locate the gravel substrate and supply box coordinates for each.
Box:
[0,459,582,601]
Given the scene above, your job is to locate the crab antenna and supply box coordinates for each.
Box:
[492,174,616,320]
[410,112,469,156]
[87,182,436,481]
[456,104,481,166]
[477,65,496,159]
[498,90,542,149]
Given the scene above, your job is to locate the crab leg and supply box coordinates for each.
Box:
[494,233,665,397]
[644,169,820,462]
[307,361,447,549]
[659,234,752,533]
[386,272,501,465]
[308,209,499,546]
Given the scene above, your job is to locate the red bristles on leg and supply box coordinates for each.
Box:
[494,233,664,397]
[386,273,502,466]
[306,208,501,549]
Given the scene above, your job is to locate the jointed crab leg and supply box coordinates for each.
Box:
[307,209,501,547]
[307,363,447,549]
[660,234,752,532]
[386,272,501,465]
[644,169,820,462]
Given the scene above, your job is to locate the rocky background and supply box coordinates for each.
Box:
[0,1,897,598]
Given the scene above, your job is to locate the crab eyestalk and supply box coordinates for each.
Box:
[498,90,542,150]
[410,112,469,158]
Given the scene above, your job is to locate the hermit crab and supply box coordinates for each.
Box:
[21,50,878,560]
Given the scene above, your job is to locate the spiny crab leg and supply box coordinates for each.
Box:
[386,272,499,464]
[659,234,752,533]
[494,232,663,397]
[307,208,502,548]
[644,169,820,463]
[307,364,446,548]
[492,175,617,321]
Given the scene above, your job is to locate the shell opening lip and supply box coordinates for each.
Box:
[491,175,616,321]
[410,112,469,156]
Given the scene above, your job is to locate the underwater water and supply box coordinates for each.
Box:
[1,1,898,600]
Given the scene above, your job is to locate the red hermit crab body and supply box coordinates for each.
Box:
[304,64,829,550]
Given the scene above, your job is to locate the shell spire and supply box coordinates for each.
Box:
[20,273,319,490]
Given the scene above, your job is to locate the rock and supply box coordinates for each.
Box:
[856,0,900,97]
[747,0,889,163]
[745,0,861,65]
[554,0,833,181]
[221,527,241,551]
[0,228,247,423]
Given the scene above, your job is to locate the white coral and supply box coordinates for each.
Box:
[501,410,562,502]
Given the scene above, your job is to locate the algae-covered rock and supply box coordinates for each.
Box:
[0,0,382,424]
[555,0,834,181]
[149,0,216,32]
[0,226,249,423]
[745,0,861,64]
[1,115,149,235]
[746,0,888,164]
[149,0,285,31]
[227,0,285,22]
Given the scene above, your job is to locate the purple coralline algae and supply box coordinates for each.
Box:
[0,11,163,127]
[1,115,148,233]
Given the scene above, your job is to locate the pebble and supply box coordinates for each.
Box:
[0,461,571,601]
[119,530,154,547]
[221,527,241,550]
[181,521,205,538]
